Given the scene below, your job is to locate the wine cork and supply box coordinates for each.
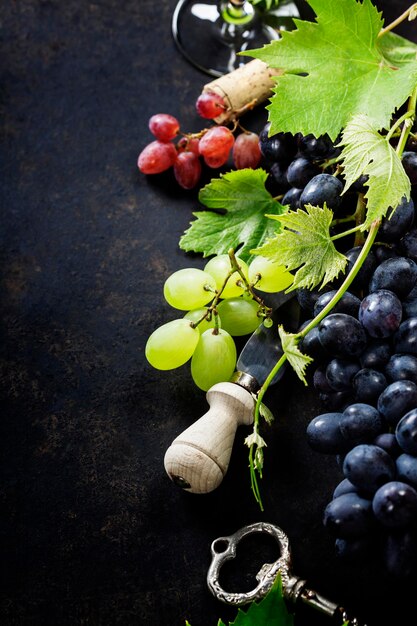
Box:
[202,59,283,124]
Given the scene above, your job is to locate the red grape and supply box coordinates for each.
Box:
[199,126,234,164]
[173,152,202,189]
[137,140,177,174]
[148,113,180,142]
[233,132,261,169]
[196,92,226,119]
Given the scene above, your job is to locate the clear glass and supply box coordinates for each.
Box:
[172,0,299,77]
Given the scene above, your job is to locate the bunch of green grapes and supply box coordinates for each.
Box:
[145,254,293,391]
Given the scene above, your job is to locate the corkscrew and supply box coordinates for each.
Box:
[207,522,365,625]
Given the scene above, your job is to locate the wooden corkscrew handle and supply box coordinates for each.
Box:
[164,382,255,494]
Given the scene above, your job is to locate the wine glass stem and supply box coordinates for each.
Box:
[220,0,255,25]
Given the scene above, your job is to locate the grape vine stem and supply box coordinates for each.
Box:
[378,2,417,38]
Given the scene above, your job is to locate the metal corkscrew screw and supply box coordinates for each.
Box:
[207,522,365,625]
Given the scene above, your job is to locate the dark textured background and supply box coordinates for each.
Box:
[1,1,416,625]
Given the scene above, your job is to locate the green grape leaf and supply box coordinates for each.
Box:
[278,326,313,385]
[180,169,286,262]
[245,431,267,449]
[250,394,275,424]
[339,114,411,229]
[259,401,274,425]
[246,0,417,140]
[253,205,347,291]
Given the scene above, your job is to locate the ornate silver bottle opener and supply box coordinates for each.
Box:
[207,522,365,625]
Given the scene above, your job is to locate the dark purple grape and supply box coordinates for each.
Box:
[282,186,303,209]
[323,493,375,538]
[313,365,333,393]
[402,151,417,184]
[313,290,360,318]
[299,326,330,362]
[268,162,290,192]
[296,288,323,314]
[345,246,377,290]
[384,530,417,578]
[343,444,396,493]
[306,412,347,454]
[372,244,399,264]
[385,353,417,384]
[402,284,417,319]
[359,339,392,369]
[403,298,417,320]
[396,408,417,455]
[352,368,387,405]
[297,133,336,159]
[259,125,296,164]
[373,433,402,459]
[299,173,343,211]
[339,404,384,446]
[394,317,417,354]
[359,290,402,338]
[333,478,359,499]
[372,481,417,528]
[369,257,417,299]
[318,313,367,358]
[396,453,417,487]
[378,196,415,243]
[286,156,320,188]
[326,359,360,391]
[377,380,417,426]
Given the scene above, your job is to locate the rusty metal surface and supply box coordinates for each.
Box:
[0,1,416,625]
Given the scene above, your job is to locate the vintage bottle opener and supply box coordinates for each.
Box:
[207,522,365,625]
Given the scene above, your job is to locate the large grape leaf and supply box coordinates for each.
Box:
[338,114,411,229]
[180,169,286,262]
[253,205,347,290]
[247,0,417,140]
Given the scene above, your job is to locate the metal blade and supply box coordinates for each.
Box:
[234,291,299,390]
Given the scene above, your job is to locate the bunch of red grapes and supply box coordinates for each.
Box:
[137,92,261,189]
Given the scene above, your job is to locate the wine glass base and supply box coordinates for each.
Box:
[172,0,284,77]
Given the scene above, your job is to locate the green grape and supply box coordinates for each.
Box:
[216,297,260,336]
[145,319,200,370]
[163,268,217,310]
[249,255,293,293]
[184,308,220,334]
[204,254,249,299]
[191,329,237,391]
